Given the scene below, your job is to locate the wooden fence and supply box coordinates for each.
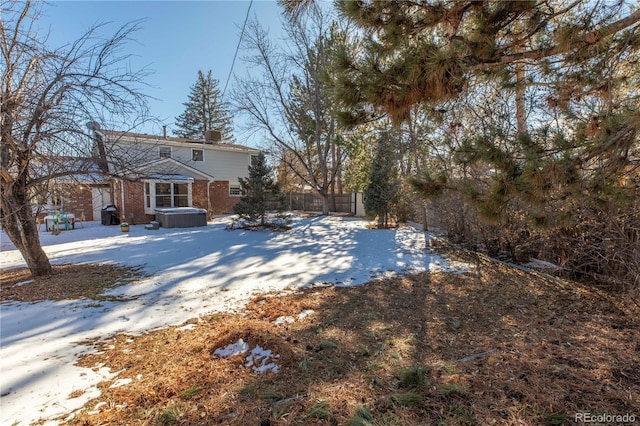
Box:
[285,192,352,213]
[264,192,366,215]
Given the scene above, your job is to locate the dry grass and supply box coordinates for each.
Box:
[0,264,146,302]
[60,257,639,425]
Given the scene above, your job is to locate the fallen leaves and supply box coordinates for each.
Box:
[0,263,146,302]
[62,256,639,425]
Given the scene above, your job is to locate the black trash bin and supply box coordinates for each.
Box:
[101,204,120,225]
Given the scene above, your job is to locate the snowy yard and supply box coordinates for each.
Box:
[0,214,462,425]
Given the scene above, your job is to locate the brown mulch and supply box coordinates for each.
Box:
[0,264,146,302]
[60,258,639,425]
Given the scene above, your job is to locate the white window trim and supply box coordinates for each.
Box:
[143,179,193,214]
[192,148,204,162]
[159,146,172,159]
[229,183,242,197]
[144,182,151,211]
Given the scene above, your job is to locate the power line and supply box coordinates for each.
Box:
[222,0,253,99]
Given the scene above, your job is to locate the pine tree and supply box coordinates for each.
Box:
[234,153,285,226]
[335,1,640,123]
[174,70,234,142]
[337,0,639,224]
[364,134,400,228]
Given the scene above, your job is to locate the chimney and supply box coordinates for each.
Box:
[204,130,222,144]
[163,125,167,139]
[87,122,109,174]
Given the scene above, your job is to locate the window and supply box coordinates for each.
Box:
[144,182,151,210]
[159,146,171,159]
[155,182,172,207]
[143,180,193,214]
[173,183,189,207]
[192,149,204,162]
[229,184,242,197]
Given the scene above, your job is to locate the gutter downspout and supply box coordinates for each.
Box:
[207,178,214,220]
[120,178,126,223]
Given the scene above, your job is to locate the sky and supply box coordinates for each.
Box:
[0,215,470,425]
[35,1,289,147]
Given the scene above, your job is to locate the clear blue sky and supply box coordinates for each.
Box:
[37,1,287,146]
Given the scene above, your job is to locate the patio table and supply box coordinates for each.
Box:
[44,213,75,231]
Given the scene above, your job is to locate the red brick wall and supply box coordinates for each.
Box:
[60,185,93,220]
[111,180,123,223]
[192,180,209,213]
[112,180,152,225]
[210,181,241,214]
[109,179,239,223]
[121,180,151,224]
[181,179,239,217]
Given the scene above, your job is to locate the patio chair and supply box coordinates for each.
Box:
[76,211,85,228]
[58,215,70,230]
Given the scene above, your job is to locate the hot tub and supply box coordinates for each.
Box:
[154,208,207,228]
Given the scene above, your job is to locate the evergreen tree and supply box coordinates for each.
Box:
[174,70,234,142]
[335,1,640,123]
[234,153,285,226]
[337,0,639,225]
[364,134,400,228]
[283,0,639,284]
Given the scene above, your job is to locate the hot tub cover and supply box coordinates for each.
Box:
[154,207,207,215]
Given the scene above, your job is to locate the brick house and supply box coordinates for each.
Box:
[79,129,261,224]
[30,156,110,222]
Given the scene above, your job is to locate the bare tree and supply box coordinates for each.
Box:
[233,7,347,215]
[1,1,151,276]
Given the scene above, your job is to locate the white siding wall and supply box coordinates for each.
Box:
[110,136,256,183]
[165,144,252,181]
[204,150,252,182]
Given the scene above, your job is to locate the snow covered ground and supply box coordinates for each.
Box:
[0,214,465,425]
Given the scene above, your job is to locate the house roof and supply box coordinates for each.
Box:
[100,130,259,153]
[137,157,215,181]
[145,174,194,182]
[30,155,109,184]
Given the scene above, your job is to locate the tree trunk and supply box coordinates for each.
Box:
[329,180,337,212]
[321,193,329,215]
[336,170,343,194]
[1,192,53,277]
[515,62,528,135]
[329,143,337,212]
[422,203,428,232]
